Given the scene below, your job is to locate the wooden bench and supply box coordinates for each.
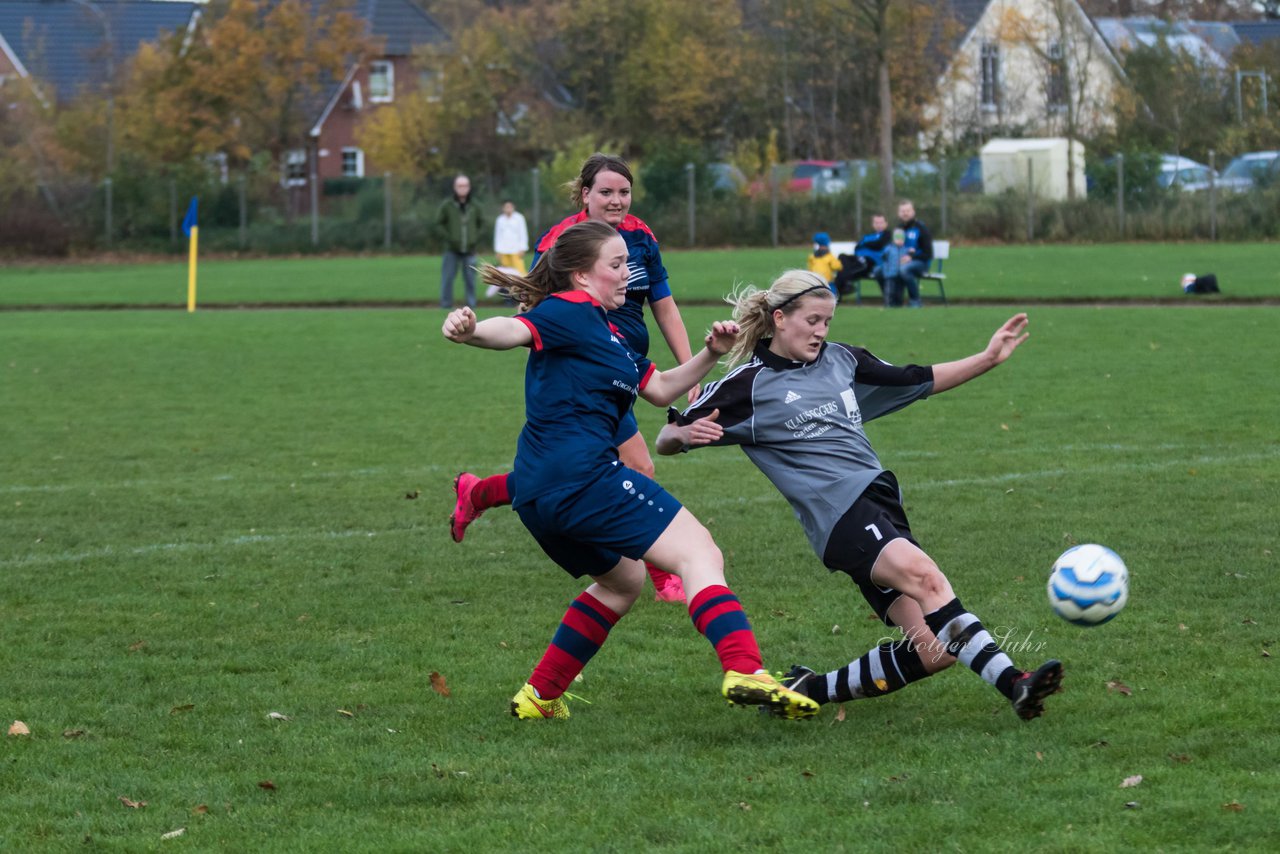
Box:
[828,239,950,305]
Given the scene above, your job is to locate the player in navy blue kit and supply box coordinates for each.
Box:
[441,222,818,721]
[451,154,694,602]
[657,270,1063,721]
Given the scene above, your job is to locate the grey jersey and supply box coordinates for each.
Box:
[675,340,933,558]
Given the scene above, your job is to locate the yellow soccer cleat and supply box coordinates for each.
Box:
[510,683,571,720]
[722,670,819,720]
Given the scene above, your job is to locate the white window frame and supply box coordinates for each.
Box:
[980,42,1001,111]
[283,148,307,187]
[1047,41,1067,111]
[369,60,394,103]
[341,147,365,179]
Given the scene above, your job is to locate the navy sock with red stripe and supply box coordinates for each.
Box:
[471,473,511,511]
[688,585,763,674]
[527,591,620,700]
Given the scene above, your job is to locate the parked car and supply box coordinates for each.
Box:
[1157,155,1216,192]
[707,162,746,193]
[1217,151,1280,192]
[789,160,848,194]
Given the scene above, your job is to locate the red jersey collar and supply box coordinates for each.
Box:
[551,289,602,307]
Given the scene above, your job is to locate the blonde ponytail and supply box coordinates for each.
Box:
[721,270,835,367]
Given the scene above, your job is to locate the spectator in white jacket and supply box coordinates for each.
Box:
[493,200,530,274]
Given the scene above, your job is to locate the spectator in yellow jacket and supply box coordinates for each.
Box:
[806,232,842,296]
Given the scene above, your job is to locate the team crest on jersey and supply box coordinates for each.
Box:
[784,390,801,404]
[840,388,862,425]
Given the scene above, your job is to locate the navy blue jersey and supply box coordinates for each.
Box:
[532,211,671,358]
[512,291,655,506]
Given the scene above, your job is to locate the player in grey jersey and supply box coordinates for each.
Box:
[656,270,1063,721]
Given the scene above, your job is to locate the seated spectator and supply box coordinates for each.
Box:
[897,200,933,309]
[881,229,907,307]
[833,213,892,301]
[806,232,843,296]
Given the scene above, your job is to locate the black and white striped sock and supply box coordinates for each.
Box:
[807,638,932,704]
[924,597,1020,699]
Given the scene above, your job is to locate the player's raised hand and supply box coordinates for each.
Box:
[685,408,723,447]
[704,320,741,356]
[987,313,1029,363]
[442,307,477,343]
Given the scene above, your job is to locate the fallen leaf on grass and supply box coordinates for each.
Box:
[1035,752,1044,761]
[1106,680,1132,696]
[63,729,85,739]
[128,640,147,652]
[161,828,186,840]
[737,802,751,811]
[257,781,276,791]
[1124,801,1140,809]
[266,712,291,721]
[1263,649,1271,658]
[337,709,355,717]
[193,805,209,815]
[8,721,30,737]
[170,704,195,715]
[1222,801,1245,812]
[430,672,451,697]
[404,490,420,500]
[833,705,847,723]
[800,770,814,778]
[1169,753,1191,764]
[119,796,147,809]
[1120,775,1143,788]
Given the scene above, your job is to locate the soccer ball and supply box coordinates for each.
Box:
[1047,544,1128,626]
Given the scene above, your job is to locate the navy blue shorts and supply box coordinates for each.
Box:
[515,462,683,578]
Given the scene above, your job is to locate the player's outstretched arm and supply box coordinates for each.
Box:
[656,409,722,456]
[640,320,738,407]
[441,307,532,350]
[930,313,1029,394]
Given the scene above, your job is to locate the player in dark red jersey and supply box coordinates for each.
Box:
[450,154,695,603]
[442,221,818,721]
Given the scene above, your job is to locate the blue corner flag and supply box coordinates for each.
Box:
[182,196,199,237]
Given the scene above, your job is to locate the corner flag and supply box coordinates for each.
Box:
[183,196,199,312]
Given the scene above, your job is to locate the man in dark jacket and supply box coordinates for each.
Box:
[436,175,485,309]
[897,200,933,308]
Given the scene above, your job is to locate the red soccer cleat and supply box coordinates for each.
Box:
[449,472,484,543]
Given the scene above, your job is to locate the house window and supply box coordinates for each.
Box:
[418,68,443,102]
[1047,41,1067,109]
[369,60,394,103]
[341,147,365,178]
[980,42,1001,110]
[283,149,307,187]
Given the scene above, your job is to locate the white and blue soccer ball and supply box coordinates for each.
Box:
[1048,544,1129,626]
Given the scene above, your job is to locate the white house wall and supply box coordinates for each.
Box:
[927,0,1124,146]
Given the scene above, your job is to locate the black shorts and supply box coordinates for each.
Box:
[821,472,919,625]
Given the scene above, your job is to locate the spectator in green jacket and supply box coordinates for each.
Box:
[436,175,485,309]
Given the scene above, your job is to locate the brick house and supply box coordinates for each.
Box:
[288,0,448,188]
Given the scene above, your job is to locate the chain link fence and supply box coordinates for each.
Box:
[4,155,1279,258]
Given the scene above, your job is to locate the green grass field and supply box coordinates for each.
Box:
[2,241,1278,307]
[2,293,1277,849]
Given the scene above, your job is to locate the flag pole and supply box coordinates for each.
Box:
[186,225,199,312]
[182,196,199,313]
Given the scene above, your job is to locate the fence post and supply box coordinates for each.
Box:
[309,146,320,247]
[1116,153,1125,238]
[770,163,780,248]
[1208,149,1217,242]
[686,162,696,247]
[169,179,178,247]
[531,167,541,237]
[855,169,863,235]
[940,156,948,236]
[384,171,393,250]
[104,177,113,247]
[1025,158,1034,242]
[238,174,248,250]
